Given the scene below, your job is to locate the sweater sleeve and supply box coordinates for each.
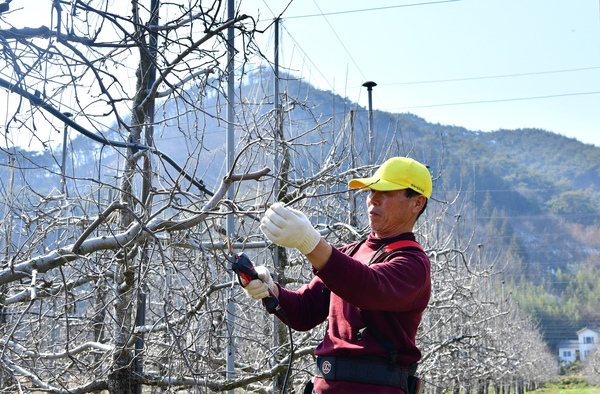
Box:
[274,276,330,331]
[315,246,430,312]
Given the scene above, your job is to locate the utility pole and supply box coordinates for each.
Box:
[362,81,376,165]
[272,18,285,393]
[225,0,236,391]
[348,109,357,236]
[274,16,281,253]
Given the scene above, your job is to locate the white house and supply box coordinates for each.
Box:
[557,327,600,363]
[557,339,579,363]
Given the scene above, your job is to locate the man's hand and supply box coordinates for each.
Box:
[260,203,321,255]
[243,266,275,300]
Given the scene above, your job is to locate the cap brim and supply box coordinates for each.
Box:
[348,177,408,191]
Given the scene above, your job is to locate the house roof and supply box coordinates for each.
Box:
[576,327,600,335]
[557,340,580,349]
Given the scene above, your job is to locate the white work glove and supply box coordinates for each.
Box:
[260,202,321,255]
[243,265,275,301]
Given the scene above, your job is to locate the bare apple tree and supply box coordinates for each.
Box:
[415,184,557,394]
[583,346,600,385]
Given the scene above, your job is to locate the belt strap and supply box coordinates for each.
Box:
[316,356,417,389]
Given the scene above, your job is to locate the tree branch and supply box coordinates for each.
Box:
[0,168,270,286]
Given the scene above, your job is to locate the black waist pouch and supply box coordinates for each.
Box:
[407,375,422,394]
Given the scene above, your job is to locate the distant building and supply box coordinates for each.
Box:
[557,327,600,363]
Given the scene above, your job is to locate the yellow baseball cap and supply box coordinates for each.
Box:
[348,157,432,198]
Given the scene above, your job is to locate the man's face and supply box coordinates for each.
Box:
[366,189,423,238]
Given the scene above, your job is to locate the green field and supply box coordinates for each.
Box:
[528,376,599,394]
[530,388,599,394]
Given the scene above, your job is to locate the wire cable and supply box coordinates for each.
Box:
[309,0,367,82]
[279,22,335,91]
[283,0,462,19]
[381,66,600,86]
[393,91,600,110]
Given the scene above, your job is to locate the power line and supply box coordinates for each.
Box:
[255,0,338,92]
[279,22,336,92]
[283,0,461,19]
[381,66,600,86]
[393,91,600,110]
[275,0,463,94]
[266,2,600,142]
[309,0,366,82]
[267,11,597,153]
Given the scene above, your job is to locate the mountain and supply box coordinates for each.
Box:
[4,73,600,350]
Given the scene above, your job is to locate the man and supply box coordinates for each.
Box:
[245,157,432,394]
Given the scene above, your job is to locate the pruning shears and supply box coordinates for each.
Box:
[228,238,280,313]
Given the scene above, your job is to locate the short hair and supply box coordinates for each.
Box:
[404,188,428,221]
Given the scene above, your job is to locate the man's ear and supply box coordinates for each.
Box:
[413,195,427,212]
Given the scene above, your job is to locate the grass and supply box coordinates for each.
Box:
[528,376,598,394]
[530,387,597,394]
[529,387,597,394]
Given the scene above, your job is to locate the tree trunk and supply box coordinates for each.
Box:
[109,1,153,390]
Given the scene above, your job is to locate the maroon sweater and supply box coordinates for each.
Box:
[276,232,431,394]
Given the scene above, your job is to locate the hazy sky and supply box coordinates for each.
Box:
[3,0,600,148]
[242,0,600,147]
